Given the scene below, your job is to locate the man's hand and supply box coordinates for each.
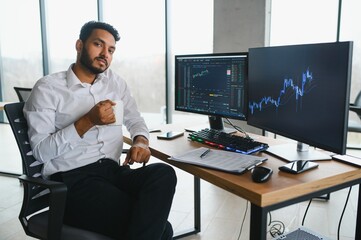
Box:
[87,100,116,126]
[123,135,151,166]
[75,100,116,137]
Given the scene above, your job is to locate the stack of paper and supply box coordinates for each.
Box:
[169,147,267,174]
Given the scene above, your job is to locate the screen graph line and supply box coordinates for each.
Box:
[249,68,315,114]
[193,69,209,79]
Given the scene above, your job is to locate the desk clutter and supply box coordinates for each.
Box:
[169,147,267,174]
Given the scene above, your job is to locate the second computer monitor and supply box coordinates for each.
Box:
[175,52,248,131]
[247,41,353,161]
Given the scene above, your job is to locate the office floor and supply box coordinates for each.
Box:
[0,123,360,240]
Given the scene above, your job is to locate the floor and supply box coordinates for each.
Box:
[0,123,360,240]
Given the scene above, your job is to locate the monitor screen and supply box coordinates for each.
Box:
[247,42,353,161]
[175,52,248,131]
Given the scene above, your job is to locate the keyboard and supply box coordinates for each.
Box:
[188,128,269,155]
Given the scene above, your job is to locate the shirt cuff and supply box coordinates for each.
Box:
[132,132,150,143]
[64,123,83,143]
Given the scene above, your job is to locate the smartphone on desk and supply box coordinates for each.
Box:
[157,131,184,140]
[279,160,319,174]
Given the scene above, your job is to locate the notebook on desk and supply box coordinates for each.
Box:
[169,147,267,174]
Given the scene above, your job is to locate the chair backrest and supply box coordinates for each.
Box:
[4,102,49,215]
[5,102,114,240]
[14,87,32,102]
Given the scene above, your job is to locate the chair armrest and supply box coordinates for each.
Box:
[19,175,67,240]
[349,105,361,117]
[19,174,65,188]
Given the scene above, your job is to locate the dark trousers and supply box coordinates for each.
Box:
[51,159,177,240]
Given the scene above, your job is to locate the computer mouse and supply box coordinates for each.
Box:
[251,166,273,183]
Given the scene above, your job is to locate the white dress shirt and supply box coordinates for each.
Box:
[24,64,149,177]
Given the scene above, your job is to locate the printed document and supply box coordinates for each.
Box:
[169,147,267,174]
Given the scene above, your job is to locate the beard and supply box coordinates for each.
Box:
[79,48,109,74]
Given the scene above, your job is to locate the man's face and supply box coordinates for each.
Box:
[78,29,116,74]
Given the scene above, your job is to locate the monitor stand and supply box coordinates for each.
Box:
[266,142,332,162]
[184,116,236,133]
[208,116,236,134]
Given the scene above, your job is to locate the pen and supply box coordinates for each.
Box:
[200,148,211,158]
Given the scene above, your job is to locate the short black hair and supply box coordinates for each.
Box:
[79,21,120,42]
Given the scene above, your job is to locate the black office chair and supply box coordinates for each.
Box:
[348,90,361,149]
[4,102,113,240]
[13,87,32,102]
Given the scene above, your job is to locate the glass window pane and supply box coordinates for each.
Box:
[46,0,97,73]
[340,0,361,99]
[103,0,166,128]
[340,0,361,147]
[0,0,43,101]
[0,0,42,174]
[168,0,214,124]
[169,0,214,55]
[270,0,339,46]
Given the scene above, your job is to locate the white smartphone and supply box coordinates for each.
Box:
[157,131,184,140]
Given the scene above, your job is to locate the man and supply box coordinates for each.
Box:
[24,21,177,240]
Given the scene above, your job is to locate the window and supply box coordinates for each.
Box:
[0,0,43,101]
[340,0,361,100]
[103,0,166,128]
[168,0,214,124]
[270,0,339,46]
[0,0,43,173]
[45,0,97,73]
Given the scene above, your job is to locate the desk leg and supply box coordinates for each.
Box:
[356,184,361,239]
[173,176,201,239]
[250,203,267,240]
[194,176,201,233]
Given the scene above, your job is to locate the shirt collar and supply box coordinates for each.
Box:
[66,64,108,89]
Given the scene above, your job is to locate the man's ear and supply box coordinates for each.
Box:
[75,39,83,53]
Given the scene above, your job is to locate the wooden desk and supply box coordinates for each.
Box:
[124,124,361,239]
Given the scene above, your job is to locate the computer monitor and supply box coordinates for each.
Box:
[247,41,353,161]
[175,52,248,132]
